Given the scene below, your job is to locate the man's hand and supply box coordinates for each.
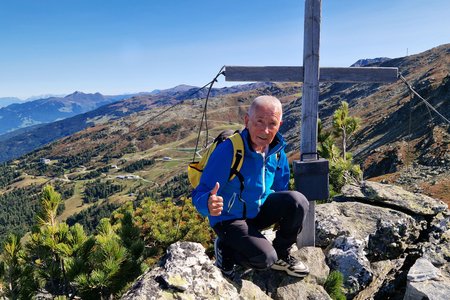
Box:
[208,182,223,216]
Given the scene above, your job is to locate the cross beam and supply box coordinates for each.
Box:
[225,66,398,83]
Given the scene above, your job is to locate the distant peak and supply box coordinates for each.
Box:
[65,91,104,98]
[163,84,197,93]
[351,57,391,67]
[65,91,85,97]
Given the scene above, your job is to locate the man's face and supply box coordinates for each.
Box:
[244,104,282,152]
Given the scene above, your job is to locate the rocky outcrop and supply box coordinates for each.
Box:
[121,181,449,299]
[318,181,449,299]
[404,258,450,300]
[121,242,330,300]
[315,201,422,248]
[120,242,239,299]
[338,181,447,216]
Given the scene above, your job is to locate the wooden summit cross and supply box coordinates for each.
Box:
[224,0,398,247]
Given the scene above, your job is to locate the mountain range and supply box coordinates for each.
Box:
[0,82,279,162]
[0,97,24,108]
[0,91,136,135]
[0,43,448,250]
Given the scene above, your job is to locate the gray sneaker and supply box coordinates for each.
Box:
[271,255,309,278]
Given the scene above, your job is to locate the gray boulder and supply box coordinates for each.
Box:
[354,259,405,300]
[316,201,378,247]
[423,228,450,272]
[430,211,450,233]
[404,258,450,300]
[367,218,423,260]
[121,241,331,300]
[316,201,421,252]
[276,282,331,300]
[326,236,373,296]
[340,181,447,216]
[121,241,238,299]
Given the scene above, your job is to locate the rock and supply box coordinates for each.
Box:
[276,282,331,300]
[367,218,422,260]
[373,254,420,299]
[407,258,441,282]
[422,211,450,270]
[242,246,330,298]
[121,241,238,299]
[340,181,447,216]
[120,181,450,299]
[404,258,450,300]
[122,241,332,300]
[354,259,404,300]
[423,228,450,268]
[326,236,373,296]
[238,280,272,300]
[316,201,420,249]
[430,211,450,233]
[404,279,450,300]
[295,247,330,285]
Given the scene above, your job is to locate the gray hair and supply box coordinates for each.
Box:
[248,96,283,121]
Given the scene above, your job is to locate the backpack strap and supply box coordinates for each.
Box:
[228,133,246,219]
[228,133,244,182]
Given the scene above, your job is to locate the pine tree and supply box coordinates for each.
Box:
[74,218,127,299]
[332,101,361,161]
[324,270,346,300]
[318,104,363,196]
[1,184,151,299]
[26,185,86,297]
[318,119,341,162]
[0,234,35,299]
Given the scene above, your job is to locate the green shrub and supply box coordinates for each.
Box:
[317,101,363,198]
[133,197,214,265]
[324,270,346,300]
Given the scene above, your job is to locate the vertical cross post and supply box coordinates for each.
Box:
[297,0,321,247]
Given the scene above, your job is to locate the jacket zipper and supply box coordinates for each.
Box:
[259,153,266,209]
[227,193,237,213]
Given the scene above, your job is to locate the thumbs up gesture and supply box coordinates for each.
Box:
[208,182,223,216]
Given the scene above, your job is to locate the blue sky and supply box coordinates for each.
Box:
[1,0,449,99]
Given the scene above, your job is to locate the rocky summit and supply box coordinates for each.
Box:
[121,181,449,300]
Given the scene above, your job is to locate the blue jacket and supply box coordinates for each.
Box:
[192,128,290,227]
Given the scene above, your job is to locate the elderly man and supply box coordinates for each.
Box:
[192,95,309,278]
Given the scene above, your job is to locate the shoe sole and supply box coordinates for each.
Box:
[271,264,309,278]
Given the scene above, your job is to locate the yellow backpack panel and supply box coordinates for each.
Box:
[188,131,244,188]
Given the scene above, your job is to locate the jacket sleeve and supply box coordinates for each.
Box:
[191,140,233,216]
[271,150,290,192]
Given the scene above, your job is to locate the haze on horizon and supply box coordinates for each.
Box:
[0,0,449,99]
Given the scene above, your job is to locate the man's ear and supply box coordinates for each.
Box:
[279,120,283,127]
[244,113,249,127]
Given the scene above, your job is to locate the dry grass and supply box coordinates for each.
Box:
[420,177,450,206]
[57,181,89,221]
[8,175,49,189]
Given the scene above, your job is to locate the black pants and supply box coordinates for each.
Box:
[213,191,309,270]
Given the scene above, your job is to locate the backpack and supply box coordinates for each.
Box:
[188,129,245,189]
